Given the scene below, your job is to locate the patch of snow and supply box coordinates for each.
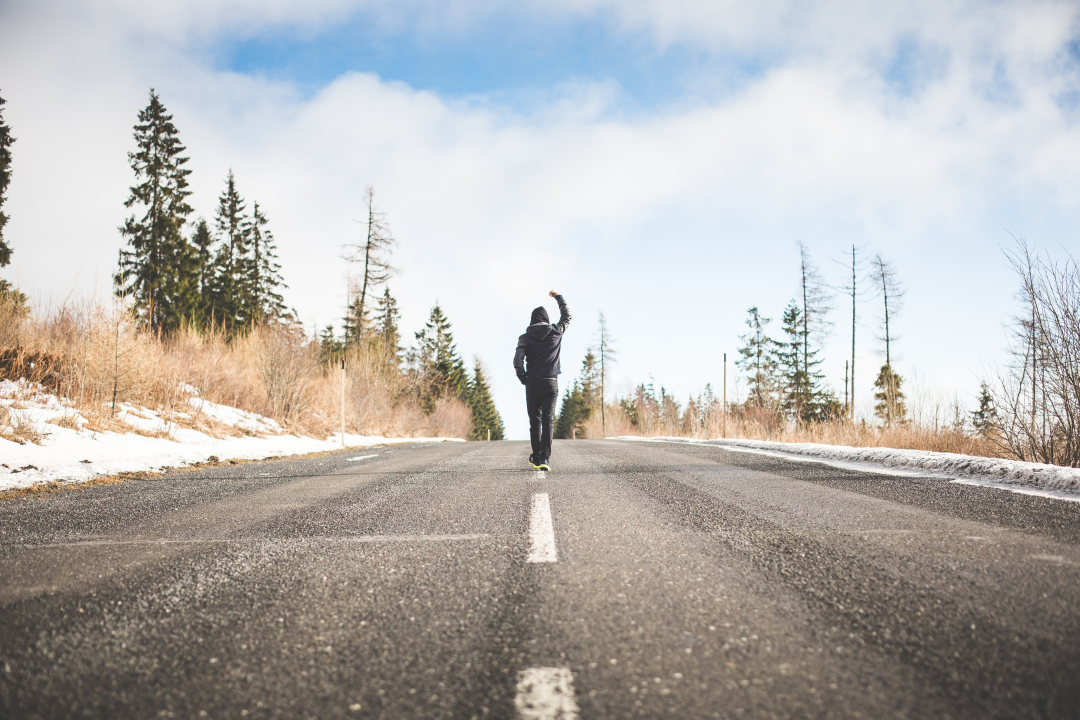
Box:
[618,436,1080,502]
[0,380,462,492]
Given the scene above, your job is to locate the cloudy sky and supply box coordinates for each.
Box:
[2,0,1079,439]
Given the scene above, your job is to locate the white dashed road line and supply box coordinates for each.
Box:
[515,667,580,720]
[346,455,378,461]
[528,493,558,563]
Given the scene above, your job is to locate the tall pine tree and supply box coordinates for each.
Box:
[736,307,779,409]
[468,359,504,440]
[373,287,403,365]
[115,89,196,332]
[0,93,13,268]
[247,201,287,322]
[209,170,251,330]
[413,303,468,412]
[776,300,835,423]
[189,218,214,326]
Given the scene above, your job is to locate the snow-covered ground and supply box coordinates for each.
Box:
[0,380,461,493]
[620,436,1080,502]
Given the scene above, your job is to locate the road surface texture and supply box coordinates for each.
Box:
[2,439,1079,719]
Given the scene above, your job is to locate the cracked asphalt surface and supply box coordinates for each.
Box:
[2,439,1079,719]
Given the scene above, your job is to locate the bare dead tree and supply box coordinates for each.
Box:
[796,241,834,377]
[835,242,871,419]
[994,238,1080,466]
[870,253,905,425]
[342,186,396,343]
[870,254,904,366]
[594,312,617,437]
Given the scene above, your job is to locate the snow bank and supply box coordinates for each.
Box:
[0,380,461,493]
[619,436,1080,500]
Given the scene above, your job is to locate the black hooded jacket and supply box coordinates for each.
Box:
[514,295,571,384]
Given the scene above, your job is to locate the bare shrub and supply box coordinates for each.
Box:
[256,325,317,426]
[993,240,1080,467]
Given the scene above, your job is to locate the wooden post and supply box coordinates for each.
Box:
[340,359,346,447]
[722,352,727,438]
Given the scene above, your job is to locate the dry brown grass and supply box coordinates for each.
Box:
[0,298,472,441]
[585,401,1005,459]
[0,404,45,445]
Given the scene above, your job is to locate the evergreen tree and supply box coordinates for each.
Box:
[555,352,600,438]
[873,364,907,425]
[578,351,600,409]
[468,359,504,440]
[0,93,14,268]
[319,325,344,364]
[373,287,402,363]
[115,89,196,332]
[971,381,998,437]
[736,306,779,409]
[208,170,251,330]
[555,382,591,439]
[189,218,214,325]
[776,300,809,420]
[775,300,835,422]
[247,201,287,321]
[413,303,468,411]
[343,291,370,344]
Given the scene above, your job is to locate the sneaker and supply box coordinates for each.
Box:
[538,460,550,471]
[529,455,543,470]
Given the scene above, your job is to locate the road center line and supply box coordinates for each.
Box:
[528,493,558,563]
[515,667,580,720]
[346,455,378,461]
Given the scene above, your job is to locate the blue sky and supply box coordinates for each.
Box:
[2,0,1080,439]
[218,5,780,117]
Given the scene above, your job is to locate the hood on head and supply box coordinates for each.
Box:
[530,306,549,325]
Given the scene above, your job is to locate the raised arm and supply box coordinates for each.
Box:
[550,290,571,334]
[513,334,528,385]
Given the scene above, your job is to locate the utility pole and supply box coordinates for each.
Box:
[851,244,856,421]
[340,359,346,447]
[722,352,727,438]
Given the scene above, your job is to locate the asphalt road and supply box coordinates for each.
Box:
[2,439,1080,719]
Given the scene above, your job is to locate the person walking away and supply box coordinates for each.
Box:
[513,290,571,470]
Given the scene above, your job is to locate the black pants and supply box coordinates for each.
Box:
[526,378,559,462]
